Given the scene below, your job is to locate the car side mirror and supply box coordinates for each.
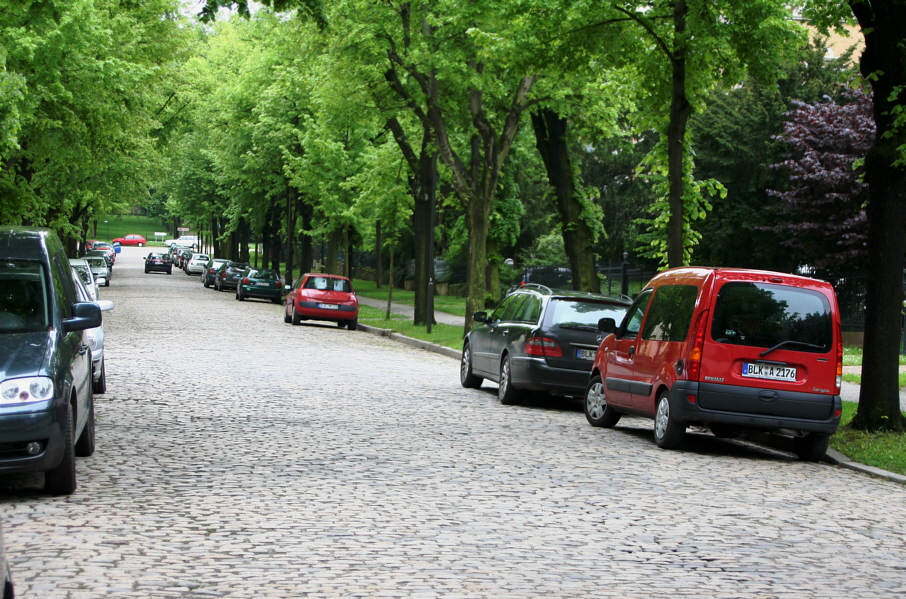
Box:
[597,317,616,334]
[63,302,102,332]
[473,311,488,324]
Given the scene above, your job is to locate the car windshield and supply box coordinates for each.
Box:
[710,282,832,353]
[0,261,49,332]
[304,276,350,292]
[193,255,209,262]
[550,299,628,329]
[73,266,93,285]
[85,257,106,268]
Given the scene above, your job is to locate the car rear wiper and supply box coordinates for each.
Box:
[759,339,827,357]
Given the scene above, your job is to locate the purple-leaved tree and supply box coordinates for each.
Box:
[769,87,873,270]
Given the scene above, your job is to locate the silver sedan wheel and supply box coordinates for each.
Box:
[586,380,606,421]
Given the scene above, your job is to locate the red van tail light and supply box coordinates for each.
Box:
[687,309,709,381]
[525,337,563,358]
[834,316,843,394]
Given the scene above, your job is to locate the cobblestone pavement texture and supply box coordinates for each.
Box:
[2,246,906,598]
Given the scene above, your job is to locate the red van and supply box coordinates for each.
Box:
[585,267,843,460]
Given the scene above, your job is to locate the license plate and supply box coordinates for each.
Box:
[318,303,339,310]
[256,281,268,286]
[742,362,797,382]
[576,348,596,360]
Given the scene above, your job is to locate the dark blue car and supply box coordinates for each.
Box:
[0,227,101,495]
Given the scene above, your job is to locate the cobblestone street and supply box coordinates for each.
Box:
[2,246,905,598]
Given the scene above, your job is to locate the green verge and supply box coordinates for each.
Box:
[831,401,906,476]
[95,215,169,243]
[357,304,464,350]
[352,279,467,317]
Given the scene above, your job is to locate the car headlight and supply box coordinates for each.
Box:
[0,377,54,405]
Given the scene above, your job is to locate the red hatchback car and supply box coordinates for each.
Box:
[284,273,359,330]
[112,233,146,246]
[586,267,843,460]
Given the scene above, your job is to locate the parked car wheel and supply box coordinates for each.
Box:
[283,304,291,323]
[291,303,301,325]
[93,359,107,394]
[793,432,830,461]
[74,396,96,457]
[347,318,357,331]
[203,277,210,288]
[460,343,482,389]
[105,277,110,287]
[272,297,281,304]
[44,402,76,495]
[498,355,520,405]
[653,390,685,449]
[167,268,172,275]
[584,375,620,427]
[236,288,244,301]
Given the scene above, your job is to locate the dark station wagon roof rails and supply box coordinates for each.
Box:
[518,283,553,294]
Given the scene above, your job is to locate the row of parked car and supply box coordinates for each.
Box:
[461,267,844,461]
[148,244,361,330]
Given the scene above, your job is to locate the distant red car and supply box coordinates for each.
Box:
[283,273,359,330]
[112,234,146,246]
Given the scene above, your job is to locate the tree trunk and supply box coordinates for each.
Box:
[342,226,351,279]
[326,228,340,275]
[284,190,297,284]
[667,0,691,269]
[465,199,491,331]
[851,0,906,431]
[298,201,314,278]
[412,149,438,325]
[376,220,383,288]
[238,218,250,263]
[386,237,394,320]
[531,108,599,292]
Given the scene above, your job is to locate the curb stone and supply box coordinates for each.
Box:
[358,322,905,485]
[357,322,461,360]
[824,448,906,484]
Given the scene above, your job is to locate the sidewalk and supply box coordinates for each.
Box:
[840,365,906,411]
[357,295,464,327]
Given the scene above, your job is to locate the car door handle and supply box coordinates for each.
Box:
[628,346,635,357]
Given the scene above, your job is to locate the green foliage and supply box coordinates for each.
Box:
[634,138,726,266]
[0,0,188,243]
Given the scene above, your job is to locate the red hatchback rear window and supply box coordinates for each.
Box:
[710,282,832,353]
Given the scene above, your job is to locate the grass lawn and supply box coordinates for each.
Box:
[842,346,906,387]
[831,401,906,476]
[352,279,467,317]
[357,304,464,350]
[95,215,170,244]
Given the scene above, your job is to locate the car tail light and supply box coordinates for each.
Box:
[686,309,709,381]
[834,315,843,394]
[524,336,563,358]
[242,277,250,284]
[275,281,282,287]
[220,272,226,278]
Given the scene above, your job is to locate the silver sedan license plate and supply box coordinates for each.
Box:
[742,362,796,382]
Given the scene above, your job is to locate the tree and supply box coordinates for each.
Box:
[768,88,872,270]
[805,0,906,432]
[613,0,802,267]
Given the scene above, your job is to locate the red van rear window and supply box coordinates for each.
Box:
[710,282,832,352]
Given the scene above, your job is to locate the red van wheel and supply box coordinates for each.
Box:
[653,391,685,449]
